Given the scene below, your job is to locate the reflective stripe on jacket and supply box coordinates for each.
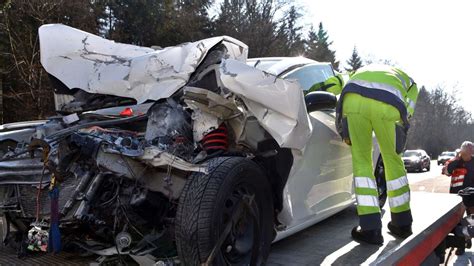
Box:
[335,64,419,139]
[447,158,474,194]
[451,169,467,187]
[348,64,419,117]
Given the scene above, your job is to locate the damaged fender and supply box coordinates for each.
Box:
[219,59,312,151]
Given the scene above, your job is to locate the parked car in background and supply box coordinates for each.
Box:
[403,149,431,172]
[438,151,457,165]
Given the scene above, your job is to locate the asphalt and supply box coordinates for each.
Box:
[0,160,468,265]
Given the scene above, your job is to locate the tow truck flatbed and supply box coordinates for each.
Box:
[0,192,463,265]
[267,192,463,265]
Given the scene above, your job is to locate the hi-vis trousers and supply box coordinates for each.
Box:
[343,93,413,230]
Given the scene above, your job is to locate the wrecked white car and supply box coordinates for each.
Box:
[0,24,386,265]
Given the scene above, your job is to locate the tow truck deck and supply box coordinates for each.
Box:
[268,192,463,265]
[0,192,463,265]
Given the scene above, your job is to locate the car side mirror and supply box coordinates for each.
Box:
[304,91,337,113]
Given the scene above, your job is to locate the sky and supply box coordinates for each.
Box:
[298,0,474,114]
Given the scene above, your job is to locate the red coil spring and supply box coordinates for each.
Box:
[202,124,228,152]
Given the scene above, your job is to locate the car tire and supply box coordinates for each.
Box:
[175,157,274,266]
[427,164,431,171]
[375,156,387,209]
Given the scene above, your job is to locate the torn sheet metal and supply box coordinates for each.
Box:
[96,149,187,198]
[139,147,208,174]
[183,86,242,142]
[39,24,248,103]
[189,109,220,142]
[219,59,312,151]
[183,86,240,119]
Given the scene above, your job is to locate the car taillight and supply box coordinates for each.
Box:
[120,107,134,117]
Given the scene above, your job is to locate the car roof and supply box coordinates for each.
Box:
[247,57,331,76]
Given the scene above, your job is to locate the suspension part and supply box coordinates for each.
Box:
[202,124,228,152]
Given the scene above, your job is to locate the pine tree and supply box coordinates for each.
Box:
[0,0,105,122]
[305,22,339,70]
[213,0,288,57]
[283,6,305,56]
[108,0,213,47]
[345,46,363,72]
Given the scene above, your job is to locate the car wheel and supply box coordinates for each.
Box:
[175,157,274,265]
[375,156,387,209]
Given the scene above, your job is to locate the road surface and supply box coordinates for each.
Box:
[408,160,449,193]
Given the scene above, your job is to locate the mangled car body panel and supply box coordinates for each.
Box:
[40,24,310,152]
[40,24,247,104]
[219,59,312,151]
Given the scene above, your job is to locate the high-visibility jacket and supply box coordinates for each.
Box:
[336,64,419,140]
[308,72,345,95]
[450,168,467,193]
[445,158,471,193]
[443,158,467,194]
[347,64,419,118]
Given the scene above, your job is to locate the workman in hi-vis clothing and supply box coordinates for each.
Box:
[311,65,419,245]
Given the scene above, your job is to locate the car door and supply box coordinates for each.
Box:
[277,64,354,227]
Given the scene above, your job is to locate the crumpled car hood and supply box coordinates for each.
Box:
[39,24,248,103]
[39,24,311,151]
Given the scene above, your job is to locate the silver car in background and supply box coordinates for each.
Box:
[438,151,456,165]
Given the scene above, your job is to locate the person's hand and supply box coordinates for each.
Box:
[442,164,448,175]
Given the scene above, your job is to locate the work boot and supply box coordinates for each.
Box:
[388,222,412,238]
[351,226,384,245]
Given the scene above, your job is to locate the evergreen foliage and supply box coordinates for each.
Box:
[306,23,339,70]
[345,46,363,72]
